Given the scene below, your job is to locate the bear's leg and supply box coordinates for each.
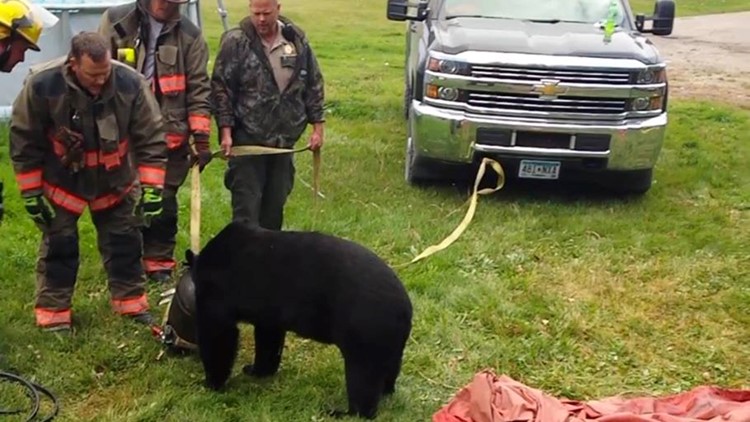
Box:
[382,351,404,396]
[332,354,384,420]
[243,325,286,378]
[197,307,240,390]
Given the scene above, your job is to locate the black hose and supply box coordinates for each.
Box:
[0,370,59,421]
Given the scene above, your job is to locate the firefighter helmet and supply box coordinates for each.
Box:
[0,0,59,51]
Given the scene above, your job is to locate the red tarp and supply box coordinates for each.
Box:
[433,370,750,422]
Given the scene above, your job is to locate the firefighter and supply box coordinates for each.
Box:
[1,0,58,224]
[0,0,57,72]
[9,31,168,332]
[97,0,212,284]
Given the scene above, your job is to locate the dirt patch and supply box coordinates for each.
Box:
[646,11,750,108]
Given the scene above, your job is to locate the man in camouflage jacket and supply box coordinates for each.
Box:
[211,0,325,229]
[9,32,167,331]
[98,0,212,283]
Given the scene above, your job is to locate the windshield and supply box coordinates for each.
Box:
[442,0,627,25]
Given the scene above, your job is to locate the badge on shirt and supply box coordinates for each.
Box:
[281,52,297,68]
[283,44,295,55]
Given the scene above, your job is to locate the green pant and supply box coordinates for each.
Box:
[223,153,295,230]
[33,188,149,327]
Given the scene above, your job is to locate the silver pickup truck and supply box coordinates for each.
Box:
[387,0,675,194]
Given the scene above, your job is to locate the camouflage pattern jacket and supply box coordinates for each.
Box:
[211,15,325,148]
[9,57,167,215]
[98,0,211,156]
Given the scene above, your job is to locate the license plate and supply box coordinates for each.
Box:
[518,160,561,180]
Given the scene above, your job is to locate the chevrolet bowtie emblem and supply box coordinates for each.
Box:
[531,79,568,99]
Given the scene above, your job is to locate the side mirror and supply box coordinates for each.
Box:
[387,0,429,22]
[635,0,675,36]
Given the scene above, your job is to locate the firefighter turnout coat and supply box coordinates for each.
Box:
[97,0,211,160]
[9,56,167,214]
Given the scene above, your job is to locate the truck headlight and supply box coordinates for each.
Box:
[427,57,471,75]
[636,67,667,84]
[426,84,462,102]
[630,96,664,111]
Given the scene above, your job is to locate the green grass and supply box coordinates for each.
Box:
[630,0,750,17]
[1,0,750,420]
[630,0,750,16]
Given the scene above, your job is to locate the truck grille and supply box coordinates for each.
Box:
[471,65,632,85]
[467,92,627,115]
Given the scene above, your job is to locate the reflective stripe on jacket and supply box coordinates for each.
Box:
[9,57,167,214]
[98,1,212,152]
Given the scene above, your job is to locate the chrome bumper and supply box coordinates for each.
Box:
[410,101,667,170]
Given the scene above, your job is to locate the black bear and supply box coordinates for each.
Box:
[186,222,413,419]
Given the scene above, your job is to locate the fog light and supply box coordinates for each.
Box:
[438,87,459,101]
[633,97,650,111]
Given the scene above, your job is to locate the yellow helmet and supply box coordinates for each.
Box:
[0,0,59,51]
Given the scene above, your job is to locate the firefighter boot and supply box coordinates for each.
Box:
[129,311,156,326]
[148,270,172,284]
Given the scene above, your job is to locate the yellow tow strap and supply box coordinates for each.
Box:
[169,144,321,322]
[190,163,201,254]
[212,144,322,202]
[156,162,202,336]
[158,163,203,328]
[225,145,311,156]
[195,147,501,268]
[396,157,505,267]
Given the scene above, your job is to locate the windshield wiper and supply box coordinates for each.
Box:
[444,15,508,20]
[525,19,590,24]
[527,19,561,23]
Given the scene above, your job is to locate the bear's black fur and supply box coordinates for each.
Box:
[186,222,413,419]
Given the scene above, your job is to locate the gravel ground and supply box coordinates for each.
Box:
[646,11,750,108]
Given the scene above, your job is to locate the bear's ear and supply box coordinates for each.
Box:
[185,249,196,266]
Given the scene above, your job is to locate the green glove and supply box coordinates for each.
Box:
[140,186,163,225]
[24,194,56,227]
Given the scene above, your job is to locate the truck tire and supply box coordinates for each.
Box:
[405,136,432,184]
[404,81,412,120]
[405,136,473,185]
[603,169,654,195]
